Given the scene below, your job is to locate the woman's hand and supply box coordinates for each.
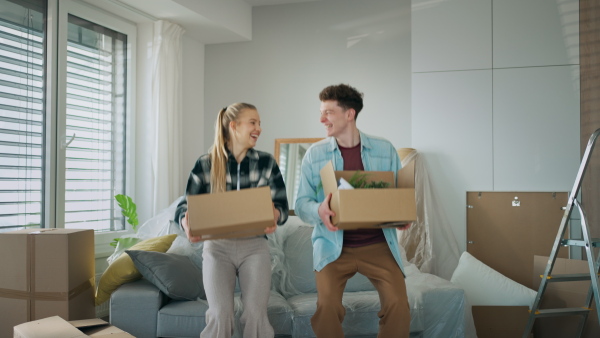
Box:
[265,205,280,234]
[182,211,203,242]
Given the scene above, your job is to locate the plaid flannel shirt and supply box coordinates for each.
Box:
[175,148,289,228]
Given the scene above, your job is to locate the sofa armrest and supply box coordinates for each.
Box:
[110,278,168,338]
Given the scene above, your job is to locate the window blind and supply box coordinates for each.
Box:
[64,15,126,232]
[0,0,46,232]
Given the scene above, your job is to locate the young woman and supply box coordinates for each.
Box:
[175,103,288,338]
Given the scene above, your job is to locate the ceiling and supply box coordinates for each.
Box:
[243,0,318,5]
[84,0,320,43]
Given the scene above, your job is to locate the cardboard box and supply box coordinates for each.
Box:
[532,255,600,338]
[187,186,274,240]
[13,316,134,337]
[0,229,96,338]
[472,306,531,338]
[319,161,416,230]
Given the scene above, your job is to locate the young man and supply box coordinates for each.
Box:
[295,84,410,338]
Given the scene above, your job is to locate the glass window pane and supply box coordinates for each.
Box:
[65,15,127,232]
[0,0,46,232]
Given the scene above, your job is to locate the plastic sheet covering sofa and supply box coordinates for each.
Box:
[109,215,475,338]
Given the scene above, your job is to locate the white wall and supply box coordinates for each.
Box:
[412,0,580,255]
[202,0,412,155]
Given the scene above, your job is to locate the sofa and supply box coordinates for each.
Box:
[109,216,472,338]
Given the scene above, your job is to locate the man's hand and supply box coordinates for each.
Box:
[396,222,413,231]
[182,211,203,243]
[318,193,338,232]
[265,205,280,234]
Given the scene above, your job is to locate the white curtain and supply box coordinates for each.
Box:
[151,20,185,216]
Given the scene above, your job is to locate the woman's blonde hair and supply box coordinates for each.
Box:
[210,103,257,193]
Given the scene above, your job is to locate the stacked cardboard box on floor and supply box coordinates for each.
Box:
[319,160,416,229]
[472,306,531,338]
[0,229,96,338]
[533,255,600,338]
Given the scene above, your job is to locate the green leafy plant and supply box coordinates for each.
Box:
[347,171,390,189]
[110,194,139,248]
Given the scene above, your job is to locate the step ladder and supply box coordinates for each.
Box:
[523,128,600,338]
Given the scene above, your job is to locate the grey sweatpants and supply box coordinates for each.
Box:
[200,236,274,338]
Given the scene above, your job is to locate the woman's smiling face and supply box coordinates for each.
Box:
[231,108,261,150]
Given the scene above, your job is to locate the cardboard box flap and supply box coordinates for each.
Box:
[397,160,415,188]
[320,161,339,197]
[13,316,86,338]
[71,318,134,337]
[69,318,110,331]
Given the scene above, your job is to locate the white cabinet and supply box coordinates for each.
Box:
[412,0,491,72]
[493,0,579,68]
[492,65,580,191]
[412,70,494,251]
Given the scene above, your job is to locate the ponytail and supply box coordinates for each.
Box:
[210,108,229,193]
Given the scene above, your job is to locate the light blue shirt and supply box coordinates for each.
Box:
[295,130,405,274]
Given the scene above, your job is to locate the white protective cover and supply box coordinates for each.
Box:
[397,148,462,281]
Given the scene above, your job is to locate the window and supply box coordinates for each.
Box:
[0,0,46,232]
[63,15,127,232]
[280,143,306,209]
[0,0,135,240]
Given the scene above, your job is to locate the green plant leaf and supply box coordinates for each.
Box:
[347,171,390,189]
[109,237,140,249]
[115,194,139,232]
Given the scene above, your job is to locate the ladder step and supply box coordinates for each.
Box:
[532,308,591,317]
[541,273,598,282]
[561,239,600,247]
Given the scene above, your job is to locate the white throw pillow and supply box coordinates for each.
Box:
[450,251,537,308]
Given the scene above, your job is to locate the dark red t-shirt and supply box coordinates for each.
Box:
[338,143,386,248]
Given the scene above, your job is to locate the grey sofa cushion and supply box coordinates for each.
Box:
[282,221,374,293]
[158,299,209,337]
[126,250,205,300]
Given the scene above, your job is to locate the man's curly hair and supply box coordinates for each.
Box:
[319,84,364,120]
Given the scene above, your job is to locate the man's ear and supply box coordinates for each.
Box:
[346,108,356,121]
